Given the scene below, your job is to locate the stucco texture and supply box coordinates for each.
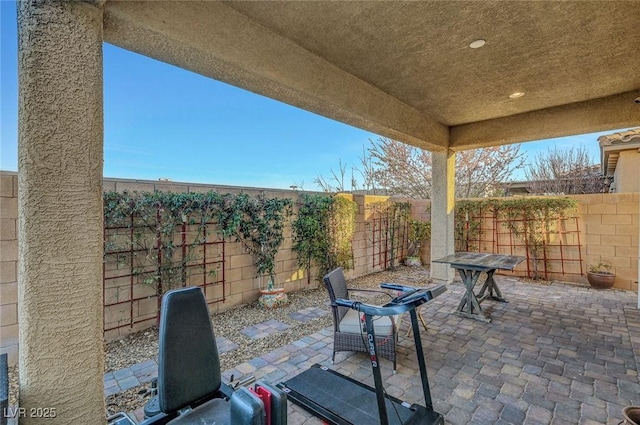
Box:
[614,151,640,193]
[102,1,640,152]
[17,1,104,423]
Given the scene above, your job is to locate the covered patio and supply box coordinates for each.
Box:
[12,1,640,423]
[225,274,640,424]
[98,270,640,424]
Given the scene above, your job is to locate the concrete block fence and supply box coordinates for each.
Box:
[1,170,638,366]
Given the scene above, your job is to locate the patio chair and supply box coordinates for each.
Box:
[323,267,399,371]
[138,286,286,425]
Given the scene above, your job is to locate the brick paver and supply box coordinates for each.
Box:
[106,275,640,425]
[240,319,290,339]
[216,335,239,354]
[289,307,329,322]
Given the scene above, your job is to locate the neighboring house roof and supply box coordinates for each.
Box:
[598,128,640,176]
[502,164,605,196]
[502,181,532,196]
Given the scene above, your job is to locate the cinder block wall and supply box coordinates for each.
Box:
[1,172,418,364]
[572,192,639,290]
[441,194,639,290]
[2,170,639,366]
[0,172,18,366]
[100,177,317,339]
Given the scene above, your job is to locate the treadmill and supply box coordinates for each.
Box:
[279,283,446,425]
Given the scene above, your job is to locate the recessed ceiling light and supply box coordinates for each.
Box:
[469,39,486,49]
[509,92,525,99]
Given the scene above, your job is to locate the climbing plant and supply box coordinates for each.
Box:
[369,201,411,270]
[225,193,293,286]
[452,197,578,279]
[329,196,359,271]
[103,191,228,295]
[407,219,431,258]
[454,200,486,252]
[104,191,293,296]
[493,197,577,279]
[387,202,411,269]
[292,193,358,280]
[292,193,333,279]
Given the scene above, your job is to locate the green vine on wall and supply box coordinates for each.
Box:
[104,191,227,295]
[494,197,577,279]
[388,202,411,269]
[292,194,333,278]
[407,219,431,258]
[226,193,293,285]
[104,191,292,296]
[453,197,578,279]
[292,194,358,280]
[369,201,411,270]
[330,196,359,271]
[454,200,486,252]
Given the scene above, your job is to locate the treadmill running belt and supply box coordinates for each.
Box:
[281,365,442,425]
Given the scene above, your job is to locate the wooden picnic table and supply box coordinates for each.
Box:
[433,252,525,323]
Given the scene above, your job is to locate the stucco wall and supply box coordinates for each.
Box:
[613,150,640,193]
[2,171,639,367]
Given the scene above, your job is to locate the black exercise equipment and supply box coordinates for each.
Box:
[126,286,286,425]
[279,284,446,425]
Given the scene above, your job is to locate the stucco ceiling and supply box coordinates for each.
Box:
[103,1,640,152]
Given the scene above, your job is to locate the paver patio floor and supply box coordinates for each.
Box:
[225,277,640,424]
[111,275,640,424]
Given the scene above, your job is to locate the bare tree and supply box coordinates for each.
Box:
[525,145,608,194]
[313,137,524,199]
[456,146,525,198]
[355,145,384,194]
[314,159,349,192]
[368,138,433,198]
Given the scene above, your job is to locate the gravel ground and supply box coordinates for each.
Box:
[7,266,432,418]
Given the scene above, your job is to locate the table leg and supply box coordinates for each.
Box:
[455,269,490,323]
[477,270,507,302]
[405,306,429,336]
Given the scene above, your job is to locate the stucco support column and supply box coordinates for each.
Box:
[430,150,456,284]
[17,1,104,423]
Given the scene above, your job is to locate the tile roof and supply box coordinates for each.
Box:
[598,128,640,146]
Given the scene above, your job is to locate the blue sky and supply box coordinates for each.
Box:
[0,1,631,190]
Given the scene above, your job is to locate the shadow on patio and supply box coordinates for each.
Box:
[221,274,640,425]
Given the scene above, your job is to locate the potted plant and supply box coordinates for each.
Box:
[622,406,640,425]
[255,242,289,309]
[404,219,431,267]
[587,260,616,289]
[257,272,289,309]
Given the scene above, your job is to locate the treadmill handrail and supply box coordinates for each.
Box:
[333,284,446,317]
[381,283,447,299]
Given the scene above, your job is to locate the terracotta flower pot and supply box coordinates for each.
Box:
[404,257,422,267]
[586,271,615,289]
[622,406,640,425]
[258,287,289,309]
